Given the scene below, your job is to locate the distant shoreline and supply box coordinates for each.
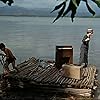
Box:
[0,15,100,18]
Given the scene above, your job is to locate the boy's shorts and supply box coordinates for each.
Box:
[3,57,16,68]
[6,57,16,64]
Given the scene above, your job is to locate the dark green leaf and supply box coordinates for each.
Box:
[63,0,78,22]
[0,0,7,3]
[63,3,71,17]
[51,0,100,22]
[71,1,77,22]
[86,1,95,16]
[51,2,64,13]
[91,0,100,8]
[0,0,14,6]
[8,0,14,6]
[71,9,76,22]
[53,2,66,23]
[63,0,73,17]
[72,0,80,7]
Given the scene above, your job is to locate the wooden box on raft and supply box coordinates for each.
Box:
[55,46,73,69]
[62,64,83,79]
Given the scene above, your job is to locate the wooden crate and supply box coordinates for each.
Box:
[56,46,73,69]
[62,64,82,79]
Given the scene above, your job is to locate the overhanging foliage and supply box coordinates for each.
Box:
[0,0,100,22]
[51,0,100,22]
[0,0,14,6]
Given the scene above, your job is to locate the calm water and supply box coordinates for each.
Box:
[0,16,100,99]
[0,16,100,66]
[0,16,100,67]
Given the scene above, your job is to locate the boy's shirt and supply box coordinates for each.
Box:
[81,34,90,49]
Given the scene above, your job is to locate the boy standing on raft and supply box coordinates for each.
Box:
[79,28,94,67]
[0,43,18,75]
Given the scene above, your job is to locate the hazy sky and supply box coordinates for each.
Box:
[15,0,56,8]
[0,0,99,10]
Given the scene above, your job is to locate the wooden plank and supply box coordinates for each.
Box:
[65,88,92,97]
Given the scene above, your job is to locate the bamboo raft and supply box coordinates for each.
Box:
[0,57,99,99]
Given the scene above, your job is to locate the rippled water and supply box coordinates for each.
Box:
[0,16,100,99]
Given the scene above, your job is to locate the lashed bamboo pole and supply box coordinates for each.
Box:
[49,72,61,84]
[17,57,37,69]
[83,67,92,88]
[87,66,96,88]
[34,68,53,82]
[31,68,46,80]
[42,68,58,83]
[37,68,56,82]
[17,62,38,77]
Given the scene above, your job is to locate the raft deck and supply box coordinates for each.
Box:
[0,57,98,99]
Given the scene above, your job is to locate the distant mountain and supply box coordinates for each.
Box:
[0,6,100,17]
[0,6,56,16]
[76,6,100,17]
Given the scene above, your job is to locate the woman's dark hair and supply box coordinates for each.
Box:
[0,43,5,49]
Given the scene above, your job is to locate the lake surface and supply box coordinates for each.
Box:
[0,16,100,99]
[0,16,100,66]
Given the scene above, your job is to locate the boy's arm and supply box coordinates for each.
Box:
[82,35,90,43]
[0,53,6,57]
[4,49,10,59]
[85,38,90,42]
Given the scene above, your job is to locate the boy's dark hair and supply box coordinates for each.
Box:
[0,43,5,49]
